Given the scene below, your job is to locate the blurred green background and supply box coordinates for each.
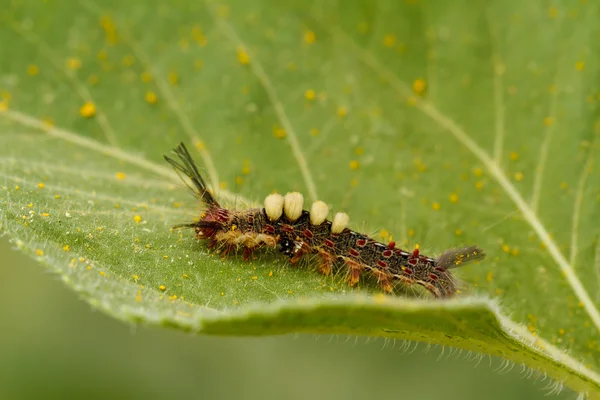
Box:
[0,236,571,400]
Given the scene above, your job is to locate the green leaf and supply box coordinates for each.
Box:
[1,0,599,396]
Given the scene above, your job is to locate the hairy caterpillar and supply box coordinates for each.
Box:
[164,143,486,298]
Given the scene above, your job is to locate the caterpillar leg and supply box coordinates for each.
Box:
[317,249,335,276]
[343,258,363,286]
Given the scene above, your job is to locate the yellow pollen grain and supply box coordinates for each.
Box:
[99,271,105,277]
[36,249,44,256]
[514,171,524,181]
[304,30,316,44]
[136,290,141,302]
[349,160,359,170]
[304,89,316,100]
[383,34,396,47]
[169,295,178,300]
[38,182,45,189]
[408,228,415,237]
[337,106,348,117]
[63,244,70,251]
[455,229,463,236]
[475,181,484,190]
[235,176,243,185]
[251,276,258,280]
[548,6,559,18]
[511,248,520,256]
[0,100,7,111]
[412,79,426,96]
[182,274,189,279]
[509,152,519,161]
[159,285,167,291]
[268,271,273,277]
[575,61,585,71]
[237,47,251,65]
[133,215,142,223]
[560,181,568,189]
[273,127,286,138]
[310,128,319,136]
[27,64,40,76]
[354,147,364,156]
[163,255,169,259]
[145,91,158,104]
[559,328,565,335]
[543,116,554,126]
[473,167,483,177]
[66,57,82,70]
[496,288,503,295]
[80,101,96,118]
[502,244,510,253]
[41,213,50,217]
[449,193,459,203]
[432,202,441,211]
[486,271,493,282]
[132,274,139,280]
[115,172,127,180]
[220,181,228,189]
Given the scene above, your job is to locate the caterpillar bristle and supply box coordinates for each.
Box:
[165,143,487,299]
[164,142,219,209]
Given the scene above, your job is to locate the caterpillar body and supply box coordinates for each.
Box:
[164,143,486,299]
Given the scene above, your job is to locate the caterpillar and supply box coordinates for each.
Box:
[164,142,486,299]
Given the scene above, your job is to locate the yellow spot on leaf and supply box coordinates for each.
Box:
[304,30,316,44]
[67,57,82,70]
[145,91,158,104]
[383,34,396,47]
[237,47,251,65]
[27,64,39,76]
[514,171,524,181]
[502,244,510,253]
[80,101,96,118]
[337,106,348,117]
[38,182,45,189]
[412,78,427,96]
[168,72,179,86]
[133,215,142,223]
[449,193,459,203]
[349,160,359,170]
[304,89,316,100]
[115,172,127,180]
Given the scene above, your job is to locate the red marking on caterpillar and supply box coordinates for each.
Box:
[164,143,486,299]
